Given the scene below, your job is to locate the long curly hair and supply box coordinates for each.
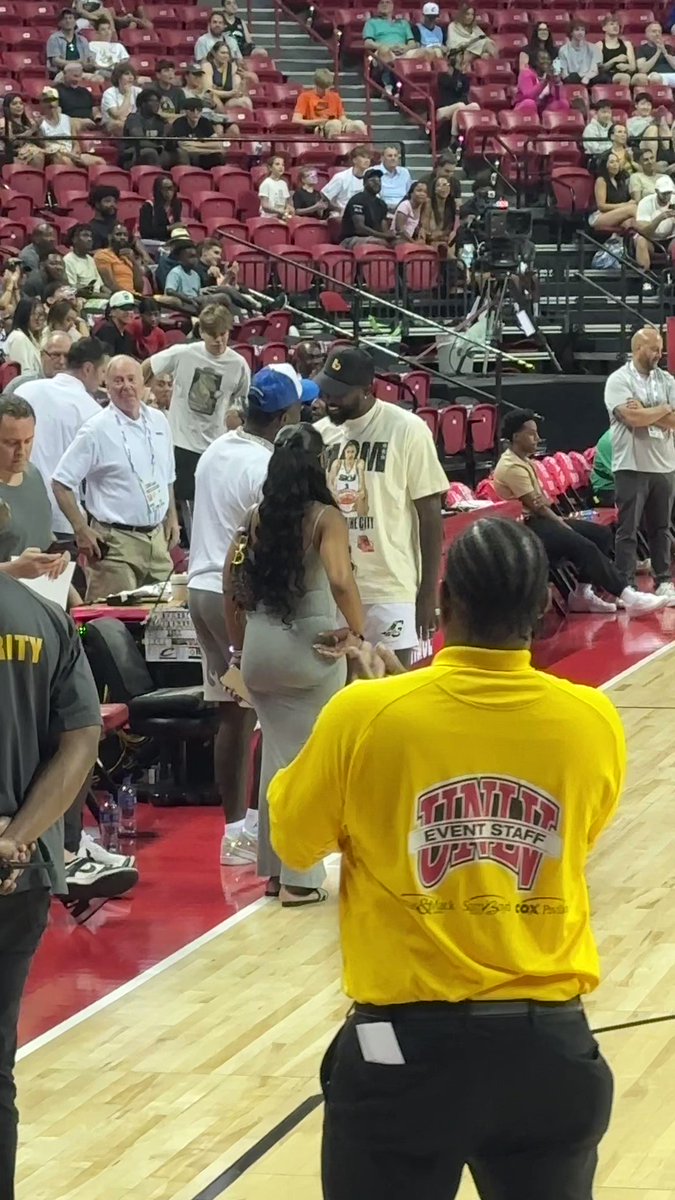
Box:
[242,423,337,622]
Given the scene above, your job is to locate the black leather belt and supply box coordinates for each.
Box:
[102,522,160,534]
[354,998,582,1018]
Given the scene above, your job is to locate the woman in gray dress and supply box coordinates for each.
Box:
[228,423,365,907]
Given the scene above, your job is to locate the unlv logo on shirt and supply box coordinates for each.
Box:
[408,776,562,893]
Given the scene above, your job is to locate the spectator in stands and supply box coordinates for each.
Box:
[181,65,231,121]
[22,251,68,301]
[340,169,395,248]
[202,41,253,112]
[95,290,139,355]
[64,223,109,297]
[19,224,57,274]
[292,69,367,138]
[363,0,417,93]
[630,146,658,201]
[635,174,675,268]
[87,184,121,249]
[56,62,98,122]
[0,263,21,323]
[446,4,496,60]
[139,176,183,244]
[426,149,461,199]
[5,298,46,375]
[164,242,203,308]
[596,14,642,86]
[43,298,89,344]
[493,408,666,616]
[94,224,145,293]
[101,62,141,135]
[128,297,166,360]
[53,355,179,601]
[519,19,558,72]
[554,22,602,85]
[515,49,570,116]
[172,98,232,167]
[412,3,446,59]
[46,7,97,77]
[293,168,331,217]
[393,180,428,242]
[583,100,614,162]
[194,9,239,63]
[375,144,412,213]
[143,303,251,504]
[436,49,477,141]
[636,22,675,86]
[258,155,294,221]
[422,174,458,255]
[222,0,263,59]
[321,145,372,213]
[153,60,185,121]
[0,94,44,168]
[73,0,149,30]
[121,87,182,169]
[38,87,105,166]
[627,92,659,152]
[88,16,130,77]
[4,331,69,394]
[589,153,637,231]
[609,123,636,174]
[147,372,172,410]
[196,241,266,319]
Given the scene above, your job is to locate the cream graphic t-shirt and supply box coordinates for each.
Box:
[319,401,448,604]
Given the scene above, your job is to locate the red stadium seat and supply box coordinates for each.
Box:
[162,329,187,347]
[590,83,631,107]
[529,9,572,31]
[491,32,528,56]
[542,110,585,134]
[87,166,131,191]
[246,217,290,250]
[400,370,430,408]
[140,4,179,26]
[498,110,541,133]
[228,248,271,290]
[0,361,19,390]
[288,217,329,252]
[539,140,583,169]
[475,476,500,501]
[129,165,167,199]
[269,244,315,293]
[233,342,257,372]
[171,166,211,201]
[264,311,294,341]
[213,167,252,204]
[215,219,248,258]
[493,9,529,30]
[550,166,594,213]
[0,166,46,207]
[116,194,143,224]
[236,190,261,222]
[372,376,401,404]
[469,404,498,454]
[353,244,397,293]
[259,341,290,365]
[314,244,356,285]
[235,316,268,343]
[192,192,236,222]
[439,406,469,457]
[456,109,499,155]
[396,243,440,292]
[416,407,440,441]
[468,84,508,112]
[470,58,515,84]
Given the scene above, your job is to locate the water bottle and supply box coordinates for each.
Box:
[118,776,137,838]
[99,792,120,852]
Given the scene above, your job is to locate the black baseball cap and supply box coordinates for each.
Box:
[315,346,375,398]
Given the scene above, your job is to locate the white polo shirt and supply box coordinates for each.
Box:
[53,402,176,527]
[188,429,272,593]
[16,373,101,535]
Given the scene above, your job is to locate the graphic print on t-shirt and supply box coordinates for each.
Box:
[409,774,563,893]
[188,368,223,416]
[326,437,387,554]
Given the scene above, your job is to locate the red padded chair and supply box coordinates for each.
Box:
[550,165,595,213]
[213,167,252,204]
[235,316,268,344]
[446,481,475,505]
[372,376,401,404]
[87,166,131,191]
[0,166,46,207]
[469,404,498,454]
[162,329,187,347]
[116,194,143,225]
[192,192,236,222]
[246,217,290,250]
[471,58,515,84]
[0,361,19,390]
[529,9,573,32]
[590,83,631,107]
[475,476,500,501]
[416,407,440,440]
[456,109,499,155]
[259,341,290,366]
[232,342,257,371]
[130,165,167,199]
[400,370,430,407]
[540,140,584,170]
[314,244,356,285]
[215,219,248,258]
[269,244,315,293]
[468,84,508,112]
[498,110,541,133]
[264,311,294,341]
[229,248,271,291]
[439,406,469,457]
[288,217,329,253]
[354,244,397,294]
[172,167,212,202]
[396,244,440,292]
[542,110,585,134]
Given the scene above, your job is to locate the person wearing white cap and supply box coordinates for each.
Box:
[413,3,446,59]
[634,174,675,270]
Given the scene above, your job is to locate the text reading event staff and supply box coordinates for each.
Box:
[52,355,180,601]
[270,518,624,1200]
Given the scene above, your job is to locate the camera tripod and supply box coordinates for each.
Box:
[474,267,562,375]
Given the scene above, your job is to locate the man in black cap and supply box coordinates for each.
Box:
[340,169,396,249]
[317,345,448,663]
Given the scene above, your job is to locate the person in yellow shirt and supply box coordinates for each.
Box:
[269,516,624,1200]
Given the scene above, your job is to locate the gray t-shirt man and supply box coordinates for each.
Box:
[0,464,53,562]
[0,574,101,893]
[604,361,675,473]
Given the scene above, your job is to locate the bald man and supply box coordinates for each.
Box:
[53,355,179,601]
[605,327,675,604]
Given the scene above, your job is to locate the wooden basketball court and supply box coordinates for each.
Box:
[16,646,675,1200]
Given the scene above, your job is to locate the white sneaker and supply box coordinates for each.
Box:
[81,829,136,869]
[65,856,138,901]
[567,585,617,614]
[621,586,669,616]
[655,581,675,607]
[220,829,257,866]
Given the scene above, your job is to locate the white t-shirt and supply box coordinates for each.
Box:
[258,177,291,217]
[636,192,675,239]
[188,429,271,592]
[101,84,141,120]
[53,402,176,526]
[321,167,366,213]
[39,112,73,153]
[15,373,100,534]
[318,401,448,604]
[89,41,130,70]
[149,341,251,454]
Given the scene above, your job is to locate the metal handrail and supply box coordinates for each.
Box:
[364,55,437,161]
[273,0,340,83]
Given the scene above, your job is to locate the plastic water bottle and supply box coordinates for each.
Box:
[118,776,137,837]
[99,793,120,852]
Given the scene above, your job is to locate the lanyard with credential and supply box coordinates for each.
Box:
[113,409,162,524]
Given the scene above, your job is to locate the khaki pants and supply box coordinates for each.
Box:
[86,520,173,602]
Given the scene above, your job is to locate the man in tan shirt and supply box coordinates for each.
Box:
[493,409,666,617]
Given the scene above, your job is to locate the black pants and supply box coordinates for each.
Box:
[614,469,675,585]
[0,889,50,1199]
[526,515,625,596]
[174,445,202,505]
[321,1001,613,1200]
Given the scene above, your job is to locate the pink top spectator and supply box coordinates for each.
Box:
[514,66,569,113]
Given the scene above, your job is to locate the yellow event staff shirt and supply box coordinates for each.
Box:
[269,647,626,1005]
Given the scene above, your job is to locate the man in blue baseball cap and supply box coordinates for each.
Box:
[188,366,302,868]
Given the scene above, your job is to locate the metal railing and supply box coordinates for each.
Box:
[365,55,437,160]
[273,0,340,82]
